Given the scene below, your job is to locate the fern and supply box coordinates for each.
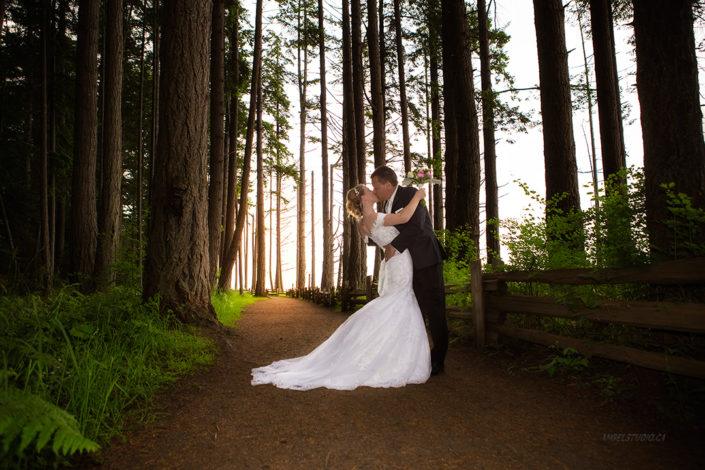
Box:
[0,385,99,459]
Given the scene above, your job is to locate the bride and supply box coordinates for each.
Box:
[251,184,431,391]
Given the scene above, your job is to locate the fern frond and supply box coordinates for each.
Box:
[0,386,99,458]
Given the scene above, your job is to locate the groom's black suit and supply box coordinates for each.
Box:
[385,186,448,369]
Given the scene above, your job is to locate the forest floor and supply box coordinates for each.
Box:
[73,296,704,469]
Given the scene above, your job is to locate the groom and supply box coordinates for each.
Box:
[369,165,448,375]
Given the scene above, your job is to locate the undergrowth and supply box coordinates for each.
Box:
[211,290,260,327]
[440,168,705,417]
[0,286,215,469]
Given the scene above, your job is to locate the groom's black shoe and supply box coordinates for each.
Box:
[431,362,444,376]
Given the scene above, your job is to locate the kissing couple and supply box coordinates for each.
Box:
[251,165,448,391]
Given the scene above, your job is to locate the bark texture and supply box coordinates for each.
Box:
[590,0,626,186]
[208,0,225,288]
[634,0,705,259]
[95,0,124,290]
[70,0,99,284]
[533,0,580,216]
[144,0,216,324]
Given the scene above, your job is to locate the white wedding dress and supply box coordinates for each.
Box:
[251,213,431,391]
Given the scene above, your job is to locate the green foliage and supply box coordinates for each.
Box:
[439,226,477,269]
[525,347,589,377]
[440,228,477,310]
[583,168,649,269]
[661,182,705,259]
[211,290,260,327]
[504,168,651,274]
[0,286,215,468]
[0,385,99,463]
[655,375,705,424]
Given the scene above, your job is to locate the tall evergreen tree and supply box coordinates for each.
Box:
[394,0,411,173]
[70,0,99,286]
[219,0,264,291]
[533,0,581,218]
[95,0,124,290]
[441,0,481,245]
[342,0,363,290]
[143,0,215,324]
[590,0,626,187]
[221,3,240,290]
[318,0,333,290]
[633,0,705,259]
[478,0,500,266]
[208,0,225,288]
[40,0,52,289]
[255,76,266,296]
[367,0,385,166]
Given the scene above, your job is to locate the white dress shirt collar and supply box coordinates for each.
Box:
[386,185,399,214]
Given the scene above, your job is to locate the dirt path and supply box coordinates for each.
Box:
[77,297,703,469]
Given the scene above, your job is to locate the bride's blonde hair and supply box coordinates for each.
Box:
[345,184,367,220]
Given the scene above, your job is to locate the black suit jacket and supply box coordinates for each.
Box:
[385,186,446,271]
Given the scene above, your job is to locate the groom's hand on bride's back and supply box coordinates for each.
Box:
[384,244,396,261]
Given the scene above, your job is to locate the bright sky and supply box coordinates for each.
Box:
[236,1,704,290]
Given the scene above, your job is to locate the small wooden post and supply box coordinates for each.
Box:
[365,275,373,303]
[471,259,485,347]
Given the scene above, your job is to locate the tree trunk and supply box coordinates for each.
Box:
[275,146,283,292]
[590,0,626,188]
[255,77,266,296]
[633,0,705,260]
[441,0,481,245]
[95,0,124,290]
[310,170,315,287]
[478,0,500,266]
[342,0,363,290]
[218,0,263,291]
[208,0,225,288]
[577,9,599,211]
[143,0,216,325]
[351,0,365,183]
[394,0,411,173]
[319,0,333,290]
[40,0,52,290]
[0,0,6,34]
[150,0,159,186]
[251,212,256,292]
[269,170,274,290]
[533,0,580,217]
[137,7,146,283]
[440,0,458,231]
[367,0,385,167]
[221,5,239,290]
[296,0,308,290]
[70,0,99,285]
[428,0,443,231]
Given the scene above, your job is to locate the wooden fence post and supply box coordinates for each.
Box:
[471,259,485,347]
[366,275,373,303]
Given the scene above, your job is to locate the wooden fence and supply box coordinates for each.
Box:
[288,257,705,379]
[473,257,705,379]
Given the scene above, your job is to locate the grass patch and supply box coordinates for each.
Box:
[0,286,215,469]
[211,290,261,327]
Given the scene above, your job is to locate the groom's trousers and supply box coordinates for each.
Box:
[413,261,448,365]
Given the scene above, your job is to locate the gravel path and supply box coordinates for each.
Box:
[76,296,704,469]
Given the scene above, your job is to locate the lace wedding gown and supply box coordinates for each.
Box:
[251,213,431,391]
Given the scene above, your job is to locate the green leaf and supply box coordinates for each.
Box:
[0,386,99,458]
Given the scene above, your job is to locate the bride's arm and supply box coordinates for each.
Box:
[383,188,425,226]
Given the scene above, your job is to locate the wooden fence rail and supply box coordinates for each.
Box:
[288,257,705,379]
[475,257,705,379]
